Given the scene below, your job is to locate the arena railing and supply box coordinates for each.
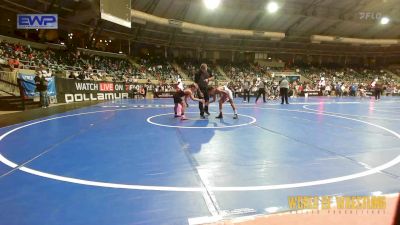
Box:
[0,71,19,96]
[4,58,109,76]
[0,35,127,59]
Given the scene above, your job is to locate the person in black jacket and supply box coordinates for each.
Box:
[34,71,49,108]
[255,78,266,103]
[194,63,214,119]
[373,78,382,100]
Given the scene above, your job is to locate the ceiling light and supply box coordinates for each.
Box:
[380,17,390,25]
[203,0,221,10]
[266,2,279,13]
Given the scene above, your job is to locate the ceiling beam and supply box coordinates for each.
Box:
[132,0,161,42]
[285,0,324,34]
[319,0,381,35]
[167,0,191,47]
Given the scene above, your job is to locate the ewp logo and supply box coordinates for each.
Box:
[17,14,58,29]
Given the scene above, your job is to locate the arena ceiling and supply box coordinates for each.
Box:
[1,0,400,56]
[132,0,400,39]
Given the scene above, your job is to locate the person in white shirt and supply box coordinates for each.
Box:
[177,78,184,91]
[325,84,331,96]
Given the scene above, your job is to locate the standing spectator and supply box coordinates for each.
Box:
[350,84,357,96]
[280,75,289,104]
[144,80,152,99]
[34,71,50,108]
[318,77,326,95]
[292,81,299,98]
[336,83,343,97]
[325,83,331,96]
[340,83,346,96]
[373,78,382,100]
[255,78,266,103]
[242,81,250,103]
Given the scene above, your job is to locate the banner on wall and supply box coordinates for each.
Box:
[273,73,301,83]
[55,78,129,103]
[301,91,321,96]
[18,73,56,98]
[281,75,301,83]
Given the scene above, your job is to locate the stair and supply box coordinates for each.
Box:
[0,96,39,111]
[215,65,230,81]
[127,58,155,79]
[298,73,312,83]
[171,62,191,81]
[128,58,141,68]
[383,69,400,82]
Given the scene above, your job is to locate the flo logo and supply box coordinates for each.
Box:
[359,12,382,20]
[17,14,58,29]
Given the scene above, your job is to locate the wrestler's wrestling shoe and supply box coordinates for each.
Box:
[216,113,223,119]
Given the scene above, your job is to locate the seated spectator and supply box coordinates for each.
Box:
[68,71,77,79]
[78,72,85,80]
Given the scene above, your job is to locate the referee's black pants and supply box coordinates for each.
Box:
[375,88,381,100]
[198,86,209,116]
[280,87,289,104]
[243,89,250,102]
[255,88,266,103]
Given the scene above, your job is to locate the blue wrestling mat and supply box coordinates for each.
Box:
[0,97,399,225]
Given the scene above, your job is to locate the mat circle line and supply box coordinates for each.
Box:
[146,112,256,129]
[0,106,399,191]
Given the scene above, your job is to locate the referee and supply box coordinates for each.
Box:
[255,78,266,103]
[194,63,213,118]
[280,75,289,104]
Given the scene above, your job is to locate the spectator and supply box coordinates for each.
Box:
[255,78,267,103]
[34,71,50,108]
[242,81,250,103]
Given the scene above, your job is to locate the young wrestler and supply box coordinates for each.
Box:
[173,83,205,120]
[173,78,184,116]
[208,85,238,119]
